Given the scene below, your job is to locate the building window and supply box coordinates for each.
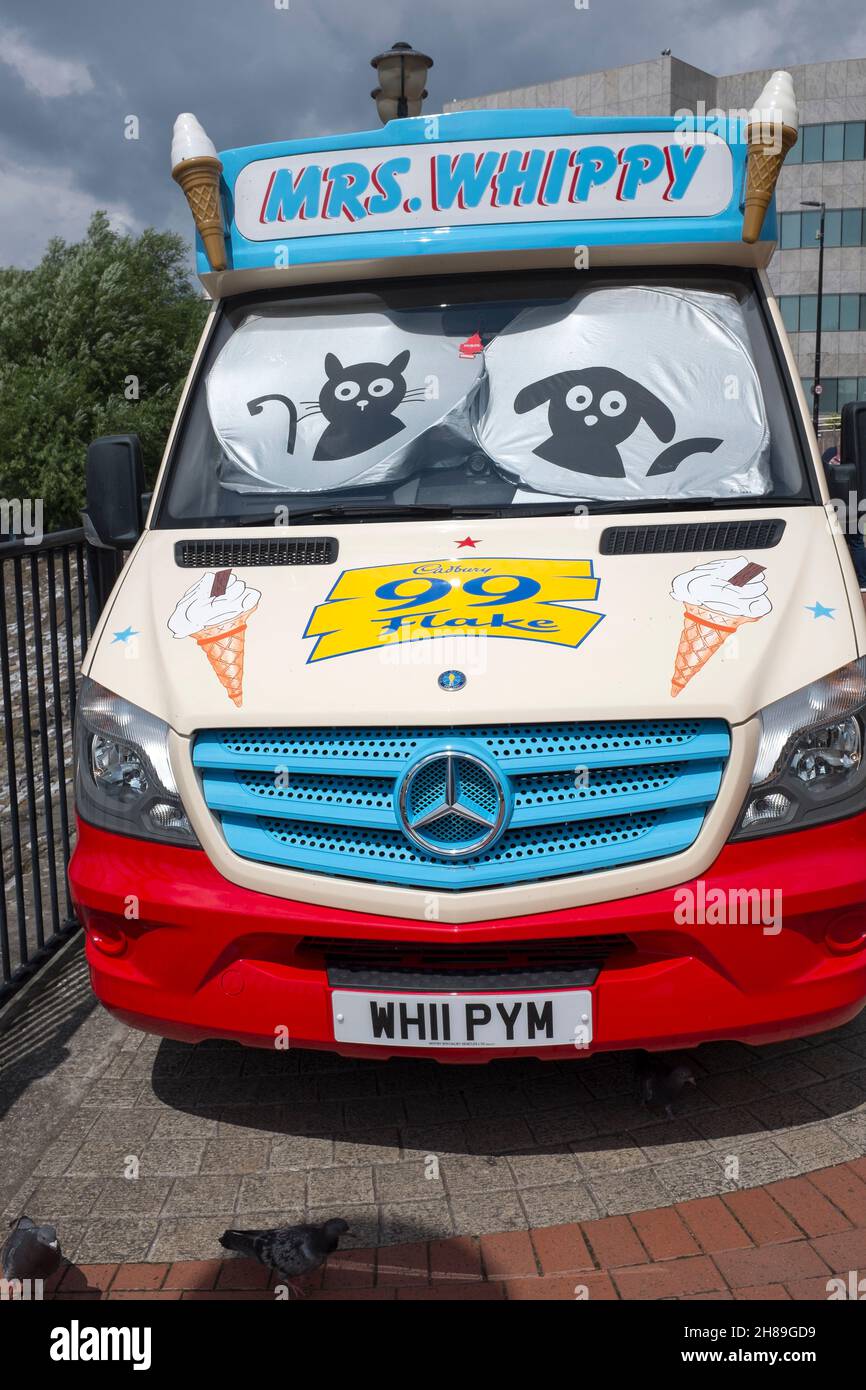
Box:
[777,207,865,249]
[801,209,822,246]
[821,295,840,331]
[824,209,842,247]
[803,124,825,162]
[800,378,866,416]
[779,294,866,334]
[798,294,818,332]
[844,122,865,161]
[779,296,799,333]
[818,379,838,412]
[840,294,860,332]
[841,208,863,246]
[838,378,860,410]
[823,123,845,162]
[788,120,866,163]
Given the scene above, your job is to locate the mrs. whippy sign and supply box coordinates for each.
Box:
[233,133,733,242]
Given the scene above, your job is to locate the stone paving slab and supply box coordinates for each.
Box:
[26,1160,866,1301]
[1,940,865,1264]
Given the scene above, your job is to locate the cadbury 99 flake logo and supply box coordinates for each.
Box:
[303,557,604,663]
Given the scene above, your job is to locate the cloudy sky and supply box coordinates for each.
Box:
[1,0,864,267]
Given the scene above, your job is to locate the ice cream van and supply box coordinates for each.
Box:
[69,72,866,1061]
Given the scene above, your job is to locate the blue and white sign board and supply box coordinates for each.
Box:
[234,133,730,240]
[206,110,761,279]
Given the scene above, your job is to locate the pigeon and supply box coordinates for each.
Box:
[636,1055,697,1118]
[219,1218,349,1292]
[2,1216,63,1282]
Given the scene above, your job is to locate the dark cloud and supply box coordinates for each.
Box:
[0,0,862,264]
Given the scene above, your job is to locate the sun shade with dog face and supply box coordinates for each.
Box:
[475,285,771,501]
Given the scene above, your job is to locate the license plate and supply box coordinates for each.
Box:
[331,989,592,1049]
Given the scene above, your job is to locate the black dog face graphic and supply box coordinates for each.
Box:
[514,367,676,478]
[311,350,412,462]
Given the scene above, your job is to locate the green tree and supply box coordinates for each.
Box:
[0,211,208,529]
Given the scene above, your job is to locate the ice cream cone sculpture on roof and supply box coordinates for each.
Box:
[742,71,799,244]
[669,557,771,697]
[171,113,227,271]
[169,569,261,707]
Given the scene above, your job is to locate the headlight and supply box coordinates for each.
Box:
[74,678,198,845]
[731,658,866,838]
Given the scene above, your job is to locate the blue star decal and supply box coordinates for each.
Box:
[111,625,139,644]
[805,602,835,620]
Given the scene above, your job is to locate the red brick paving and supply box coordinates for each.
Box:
[35,1162,866,1302]
[112,1263,171,1291]
[163,1259,222,1290]
[582,1214,650,1268]
[481,1229,537,1278]
[733,1284,791,1300]
[630,1208,701,1261]
[376,1241,428,1285]
[722,1188,801,1245]
[214,1256,271,1290]
[674,1195,752,1253]
[321,1247,375,1289]
[429,1235,482,1282]
[530,1222,593,1274]
[809,1165,866,1225]
[763,1177,852,1238]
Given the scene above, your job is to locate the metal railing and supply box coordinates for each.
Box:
[0,529,125,1003]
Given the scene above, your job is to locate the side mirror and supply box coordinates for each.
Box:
[840,403,866,494]
[85,434,145,548]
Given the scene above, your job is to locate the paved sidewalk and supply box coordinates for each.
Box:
[2,940,865,1269]
[40,1160,866,1300]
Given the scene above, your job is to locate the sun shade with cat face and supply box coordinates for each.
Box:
[206,308,485,493]
[475,286,771,501]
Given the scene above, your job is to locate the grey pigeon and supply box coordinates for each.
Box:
[219,1218,349,1290]
[636,1056,697,1118]
[2,1216,62,1282]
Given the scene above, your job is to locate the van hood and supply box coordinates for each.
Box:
[86,509,860,736]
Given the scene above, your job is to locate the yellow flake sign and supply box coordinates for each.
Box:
[303,557,604,663]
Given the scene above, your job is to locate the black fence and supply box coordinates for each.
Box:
[0,529,125,1004]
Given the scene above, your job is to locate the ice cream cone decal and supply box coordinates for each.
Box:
[171,113,226,271]
[669,557,771,698]
[742,72,799,245]
[169,569,261,707]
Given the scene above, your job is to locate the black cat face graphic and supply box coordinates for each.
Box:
[311,350,415,462]
[514,367,676,478]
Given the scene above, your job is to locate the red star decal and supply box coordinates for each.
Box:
[456,536,480,548]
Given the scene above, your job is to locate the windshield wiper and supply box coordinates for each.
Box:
[235,503,468,526]
[576,496,786,515]
[229,494,804,527]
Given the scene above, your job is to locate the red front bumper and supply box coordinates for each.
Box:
[69,815,866,1062]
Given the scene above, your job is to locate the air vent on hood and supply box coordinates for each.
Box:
[174,537,338,568]
[599,518,785,556]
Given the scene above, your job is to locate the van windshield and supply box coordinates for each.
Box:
[157,270,811,527]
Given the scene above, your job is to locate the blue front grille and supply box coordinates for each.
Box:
[193,720,730,891]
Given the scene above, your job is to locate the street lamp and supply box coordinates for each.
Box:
[801,199,826,435]
[370,41,433,124]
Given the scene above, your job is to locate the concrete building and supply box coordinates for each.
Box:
[446,56,866,420]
